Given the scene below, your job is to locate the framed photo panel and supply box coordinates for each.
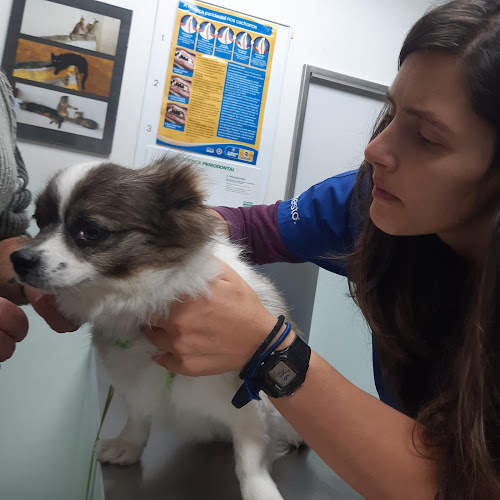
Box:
[2,0,132,154]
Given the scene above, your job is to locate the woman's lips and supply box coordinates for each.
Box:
[372,185,399,200]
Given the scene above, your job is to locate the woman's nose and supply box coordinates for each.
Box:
[364,123,397,170]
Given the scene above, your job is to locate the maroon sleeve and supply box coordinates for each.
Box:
[213,203,304,265]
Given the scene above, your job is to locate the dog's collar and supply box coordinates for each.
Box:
[165,371,175,390]
[114,338,134,349]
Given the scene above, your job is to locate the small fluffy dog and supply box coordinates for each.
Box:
[11,157,303,500]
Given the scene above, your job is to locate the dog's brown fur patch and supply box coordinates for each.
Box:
[34,175,61,228]
[45,156,220,278]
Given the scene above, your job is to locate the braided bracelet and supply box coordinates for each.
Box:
[232,317,292,409]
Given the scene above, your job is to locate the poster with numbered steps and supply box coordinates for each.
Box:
[135,1,291,207]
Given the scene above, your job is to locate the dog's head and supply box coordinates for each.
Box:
[11,156,218,292]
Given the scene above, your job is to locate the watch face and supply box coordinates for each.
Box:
[267,360,298,389]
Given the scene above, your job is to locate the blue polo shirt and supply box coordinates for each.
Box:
[276,170,400,410]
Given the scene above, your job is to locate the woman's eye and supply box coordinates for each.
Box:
[418,132,439,147]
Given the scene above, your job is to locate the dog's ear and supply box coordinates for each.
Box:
[144,156,207,212]
[136,156,219,248]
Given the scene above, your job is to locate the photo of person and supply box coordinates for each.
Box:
[173,47,195,72]
[165,102,187,126]
[15,82,107,139]
[14,38,114,97]
[19,0,121,56]
[169,76,191,99]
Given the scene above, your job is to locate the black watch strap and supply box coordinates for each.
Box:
[240,315,284,380]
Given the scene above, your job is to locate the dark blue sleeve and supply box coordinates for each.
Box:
[276,170,359,276]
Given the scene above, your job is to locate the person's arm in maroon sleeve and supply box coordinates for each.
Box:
[212,204,304,266]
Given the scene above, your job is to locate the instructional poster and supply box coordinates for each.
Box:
[135,1,290,207]
[157,1,276,166]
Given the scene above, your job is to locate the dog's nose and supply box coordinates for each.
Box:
[10,249,40,276]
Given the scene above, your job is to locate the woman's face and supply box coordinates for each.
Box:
[365,50,499,256]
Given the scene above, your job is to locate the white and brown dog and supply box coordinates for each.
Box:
[11,157,303,500]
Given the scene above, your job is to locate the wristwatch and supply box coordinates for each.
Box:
[253,333,311,399]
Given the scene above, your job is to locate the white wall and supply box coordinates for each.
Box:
[0,0,437,498]
[1,0,437,196]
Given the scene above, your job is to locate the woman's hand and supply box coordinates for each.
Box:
[24,287,80,333]
[146,259,279,376]
[0,237,29,304]
[0,297,28,361]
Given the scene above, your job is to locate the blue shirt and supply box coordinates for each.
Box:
[276,170,401,410]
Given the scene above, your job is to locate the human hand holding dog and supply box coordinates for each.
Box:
[24,287,80,333]
[0,237,30,361]
[3,239,80,334]
[0,292,77,361]
[0,298,28,361]
[0,237,30,304]
[146,259,293,376]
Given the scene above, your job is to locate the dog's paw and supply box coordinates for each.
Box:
[245,494,283,500]
[240,477,284,500]
[95,438,144,465]
[242,490,284,500]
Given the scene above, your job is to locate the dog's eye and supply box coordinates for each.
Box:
[75,222,109,246]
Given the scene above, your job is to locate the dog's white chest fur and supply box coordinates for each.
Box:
[81,240,300,500]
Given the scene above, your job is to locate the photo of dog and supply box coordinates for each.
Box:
[10,156,304,500]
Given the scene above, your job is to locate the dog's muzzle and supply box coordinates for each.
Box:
[11,249,40,280]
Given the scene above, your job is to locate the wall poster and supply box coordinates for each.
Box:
[2,0,132,154]
[158,1,276,166]
[136,1,290,207]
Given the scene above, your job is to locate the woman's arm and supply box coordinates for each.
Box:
[212,169,360,274]
[272,350,438,500]
[212,204,304,265]
[146,260,439,500]
[211,209,230,237]
[0,71,31,241]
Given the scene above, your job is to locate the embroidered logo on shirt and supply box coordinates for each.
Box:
[291,196,300,222]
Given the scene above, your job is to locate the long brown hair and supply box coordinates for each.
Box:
[348,1,500,497]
